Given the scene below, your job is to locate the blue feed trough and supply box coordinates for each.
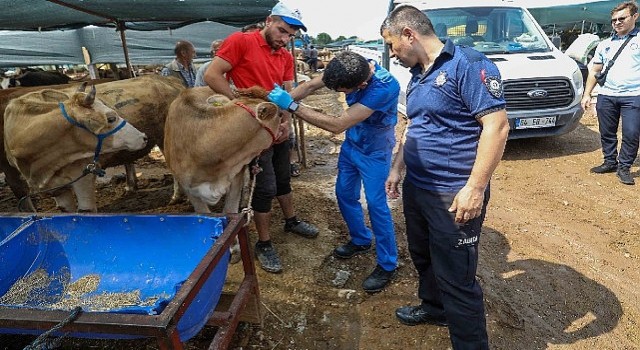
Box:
[0,214,231,342]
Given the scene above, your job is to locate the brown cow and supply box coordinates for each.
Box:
[164,86,282,262]
[0,75,184,210]
[4,83,148,212]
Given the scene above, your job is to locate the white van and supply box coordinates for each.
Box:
[385,0,585,139]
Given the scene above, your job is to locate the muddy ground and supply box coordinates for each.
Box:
[0,87,639,350]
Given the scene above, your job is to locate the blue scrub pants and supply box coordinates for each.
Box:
[595,95,640,169]
[402,180,490,350]
[335,141,398,272]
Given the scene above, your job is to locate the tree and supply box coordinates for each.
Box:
[335,35,347,42]
[315,32,332,46]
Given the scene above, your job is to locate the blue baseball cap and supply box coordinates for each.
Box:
[271,2,307,32]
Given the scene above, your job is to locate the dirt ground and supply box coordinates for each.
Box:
[1,87,639,350]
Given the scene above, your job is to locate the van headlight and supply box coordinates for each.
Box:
[572,67,584,92]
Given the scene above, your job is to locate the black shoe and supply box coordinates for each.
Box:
[590,162,618,174]
[617,167,635,185]
[255,242,282,273]
[362,265,396,293]
[395,305,448,327]
[333,241,371,259]
[284,219,319,238]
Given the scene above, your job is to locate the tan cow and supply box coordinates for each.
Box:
[164,86,281,262]
[0,75,184,210]
[4,83,148,212]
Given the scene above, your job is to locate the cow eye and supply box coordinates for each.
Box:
[107,115,117,123]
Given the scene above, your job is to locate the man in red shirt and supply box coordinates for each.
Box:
[204,2,318,273]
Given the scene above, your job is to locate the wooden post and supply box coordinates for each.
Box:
[81,46,98,80]
[116,21,134,79]
[289,39,307,167]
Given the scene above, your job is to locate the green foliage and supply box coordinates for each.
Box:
[335,35,347,42]
[315,32,332,46]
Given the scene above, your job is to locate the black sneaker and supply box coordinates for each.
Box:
[590,162,618,174]
[362,265,396,293]
[395,305,448,327]
[284,220,319,238]
[617,167,635,185]
[255,242,282,273]
[333,241,371,259]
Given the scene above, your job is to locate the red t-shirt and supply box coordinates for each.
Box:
[216,30,294,90]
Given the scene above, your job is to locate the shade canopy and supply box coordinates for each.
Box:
[0,0,278,31]
[0,0,279,68]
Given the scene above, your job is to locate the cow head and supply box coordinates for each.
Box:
[234,87,282,140]
[65,83,148,152]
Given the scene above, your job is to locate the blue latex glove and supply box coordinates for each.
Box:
[268,84,294,110]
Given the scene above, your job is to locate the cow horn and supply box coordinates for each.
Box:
[83,84,96,105]
[76,82,88,93]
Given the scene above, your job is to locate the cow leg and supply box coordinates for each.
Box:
[224,169,247,264]
[2,163,36,211]
[187,193,211,214]
[124,163,138,193]
[223,168,246,214]
[72,174,98,212]
[169,179,184,205]
[53,188,77,213]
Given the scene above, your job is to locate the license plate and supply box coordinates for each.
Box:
[515,116,557,129]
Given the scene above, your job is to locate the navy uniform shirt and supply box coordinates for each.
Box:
[404,39,506,192]
[344,61,400,155]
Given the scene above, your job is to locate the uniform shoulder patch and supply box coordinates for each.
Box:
[484,76,503,98]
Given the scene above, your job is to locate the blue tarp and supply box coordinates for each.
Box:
[0,21,240,67]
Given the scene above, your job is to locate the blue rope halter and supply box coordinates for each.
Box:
[58,102,127,176]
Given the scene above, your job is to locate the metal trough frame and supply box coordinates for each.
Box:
[0,212,261,350]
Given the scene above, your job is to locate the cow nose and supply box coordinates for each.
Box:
[143,134,148,143]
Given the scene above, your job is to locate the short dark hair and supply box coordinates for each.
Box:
[322,51,370,90]
[381,5,434,36]
[612,1,638,15]
[174,40,194,55]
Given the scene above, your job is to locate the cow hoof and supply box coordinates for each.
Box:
[168,196,185,205]
[124,188,137,196]
[229,251,242,264]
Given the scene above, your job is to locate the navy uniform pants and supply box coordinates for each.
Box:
[402,180,490,350]
[595,94,640,169]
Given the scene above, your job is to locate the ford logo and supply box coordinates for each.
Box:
[527,89,548,98]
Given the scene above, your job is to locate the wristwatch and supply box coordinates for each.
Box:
[288,101,299,113]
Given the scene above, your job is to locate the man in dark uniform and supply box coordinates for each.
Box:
[381,5,510,350]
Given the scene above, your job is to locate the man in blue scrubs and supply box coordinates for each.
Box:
[581,1,640,185]
[381,5,509,350]
[268,51,400,293]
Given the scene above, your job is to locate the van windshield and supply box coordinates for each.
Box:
[426,7,551,54]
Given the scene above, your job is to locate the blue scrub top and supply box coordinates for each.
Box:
[343,61,400,155]
[404,40,506,192]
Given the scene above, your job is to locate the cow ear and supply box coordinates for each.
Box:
[256,102,278,120]
[40,90,69,103]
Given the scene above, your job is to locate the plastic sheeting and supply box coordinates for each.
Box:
[0,0,278,31]
[0,0,278,67]
[0,21,242,67]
